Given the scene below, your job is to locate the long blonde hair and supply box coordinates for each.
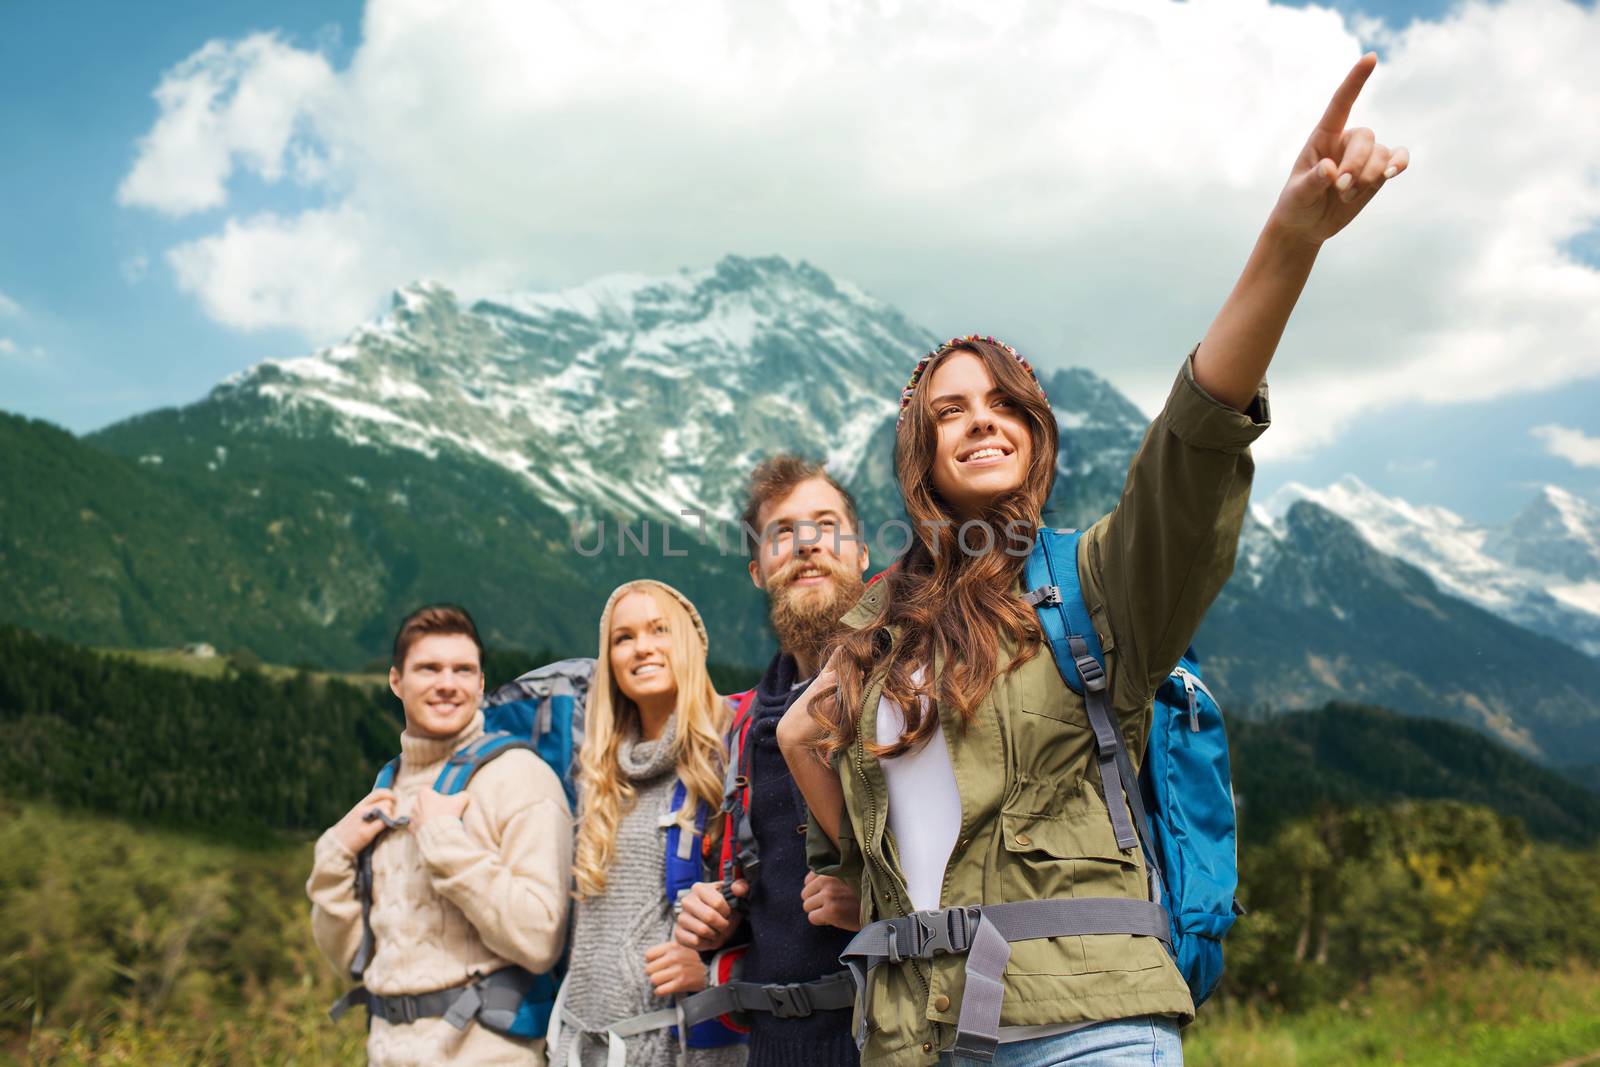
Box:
[574,580,730,899]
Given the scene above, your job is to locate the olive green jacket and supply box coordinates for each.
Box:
[808,352,1269,1066]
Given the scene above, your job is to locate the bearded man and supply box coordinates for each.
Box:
[672,455,871,1067]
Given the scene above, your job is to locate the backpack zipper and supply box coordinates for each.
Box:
[1173,666,1215,733]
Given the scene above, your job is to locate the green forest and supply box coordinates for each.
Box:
[2,624,1597,1065]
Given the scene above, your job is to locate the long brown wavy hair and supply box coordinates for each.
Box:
[811,338,1059,760]
[574,581,730,898]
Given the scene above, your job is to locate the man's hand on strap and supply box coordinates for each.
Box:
[674,879,747,950]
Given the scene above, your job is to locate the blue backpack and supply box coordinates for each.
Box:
[664,779,749,1049]
[1024,528,1240,1005]
[330,657,593,1037]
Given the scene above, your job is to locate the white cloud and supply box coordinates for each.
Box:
[121,0,1600,457]
[167,207,391,336]
[1532,424,1600,469]
[0,338,14,354]
[117,33,335,215]
[0,291,19,317]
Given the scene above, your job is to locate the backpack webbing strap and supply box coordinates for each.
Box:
[350,844,379,980]
[539,671,577,734]
[349,757,401,981]
[716,696,760,906]
[680,970,854,1024]
[560,1003,686,1067]
[434,732,538,794]
[1028,530,1165,896]
[1076,642,1167,906]
[838,900,1171,1062]
[1069,643,1139,852]
[329,967,531,1029]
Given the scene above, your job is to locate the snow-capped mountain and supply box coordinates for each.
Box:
[1259,476,1600,658]
[9,252,1594,764]
[225,255,932,523]
[75,254,1168,669]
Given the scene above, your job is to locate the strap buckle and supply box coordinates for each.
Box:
[910,907,975,958]
[381,994,419,1025]
[1073,654,1106,691]
[1025,585,1062,607]
[767,982,813,1019]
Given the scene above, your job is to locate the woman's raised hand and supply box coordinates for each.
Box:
[1271,52,1409,246]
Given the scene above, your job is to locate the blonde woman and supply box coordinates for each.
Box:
[551,580,748,1067]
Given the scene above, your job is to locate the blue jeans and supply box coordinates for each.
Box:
[939,1017,1183,1067]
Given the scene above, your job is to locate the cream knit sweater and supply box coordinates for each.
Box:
[308,710,574,1067]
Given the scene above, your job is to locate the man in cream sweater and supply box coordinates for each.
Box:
[308,605,574,1066]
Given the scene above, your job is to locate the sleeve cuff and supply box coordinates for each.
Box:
[315,827,358,868]
[805,813,845,877]
[805,806,864,884]
[1164,346,1271,452]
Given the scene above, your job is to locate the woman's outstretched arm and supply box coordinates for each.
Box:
[777,662,846,846]
[1195,52,1409,411]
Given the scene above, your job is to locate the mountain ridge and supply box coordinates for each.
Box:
[1264,475,1600,656]
[1,254,1596,765]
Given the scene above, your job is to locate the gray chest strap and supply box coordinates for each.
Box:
[556,1002,686,1067]
[680,969,855,1023]
[329,966,533,1032]
[838,899,1171,1062]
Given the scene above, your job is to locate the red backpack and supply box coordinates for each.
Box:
[708,689,761,901]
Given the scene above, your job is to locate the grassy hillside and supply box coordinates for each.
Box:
[2,625,1598,1063]
[1230,702,1600,847]
[0,624,401,834]
[2,409,780,672]
[4,796,1596,1065]
[0,800,364,1065]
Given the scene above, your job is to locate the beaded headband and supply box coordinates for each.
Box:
[897,334,1048,427]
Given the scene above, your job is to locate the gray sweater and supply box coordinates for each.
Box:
[552,718,747,1067]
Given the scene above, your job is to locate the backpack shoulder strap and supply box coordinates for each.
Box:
[664,779,713,901]
[714,694,762,892]
[1021,528,1104,692]
[372,756,401,791]
[433,731,539,795]
[350,755,402,981]
[1023,528,1155,863]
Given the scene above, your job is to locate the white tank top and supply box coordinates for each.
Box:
[875,667,1087,1044]
[874,668,959,912]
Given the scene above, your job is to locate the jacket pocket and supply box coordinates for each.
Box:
[997,808,1166,978]
[997,785,1147,907]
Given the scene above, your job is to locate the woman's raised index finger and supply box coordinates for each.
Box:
[1317,52,1377,135]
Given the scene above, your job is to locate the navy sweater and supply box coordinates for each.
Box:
[737,651,859,1067]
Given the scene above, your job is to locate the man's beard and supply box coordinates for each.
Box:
[767,554,866,671]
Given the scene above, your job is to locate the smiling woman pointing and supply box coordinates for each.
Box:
[779,53,1407,1067]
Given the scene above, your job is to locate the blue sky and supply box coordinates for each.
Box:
[0,1,360,428]
[2,0,1597,527]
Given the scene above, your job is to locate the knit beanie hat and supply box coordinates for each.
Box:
[595,579,710,655]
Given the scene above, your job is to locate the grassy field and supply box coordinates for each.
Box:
[12,634,1588,1064]
[0,801,368,1066]
[1185,959,1600,1067]
[15,957,1599,1066]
